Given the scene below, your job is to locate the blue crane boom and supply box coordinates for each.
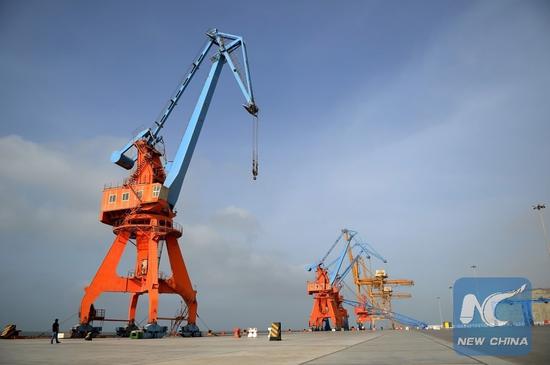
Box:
[306,229,387,285]
[329,230,355,284]
[342,299,428,329]
[502,296,550,326]
[333,253,361,286]
[346,230,388,263]
[333,240,387,286]
[110,28,258,208]
[353,242,388,263]
[305,232,345,272]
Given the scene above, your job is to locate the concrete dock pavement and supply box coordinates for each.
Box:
[425,327,550,365]
[1,331,369,365]
[0,330,519,365]
[304,330,516,365]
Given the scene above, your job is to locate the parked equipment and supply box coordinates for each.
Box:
[0,324,21,339]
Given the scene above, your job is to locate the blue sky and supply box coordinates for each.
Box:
[1,0,549,331]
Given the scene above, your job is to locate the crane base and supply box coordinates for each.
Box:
[180,324,201,337]
[116,323,139,337]
[70,324,102,338]
[143,323,168,339]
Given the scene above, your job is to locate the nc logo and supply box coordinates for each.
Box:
[453,277,532,356]
[459,284,526,327]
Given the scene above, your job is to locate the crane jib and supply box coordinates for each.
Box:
[110,28,259,208]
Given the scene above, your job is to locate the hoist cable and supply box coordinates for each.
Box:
[196,313,211,332]
[252,114,259,180]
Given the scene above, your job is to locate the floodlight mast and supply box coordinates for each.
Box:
[533,204,550,256]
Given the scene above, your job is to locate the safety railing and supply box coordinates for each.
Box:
[113,220,183,237]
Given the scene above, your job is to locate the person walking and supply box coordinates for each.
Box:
[51,319,60,344]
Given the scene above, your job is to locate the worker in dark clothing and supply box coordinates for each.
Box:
[51,319,60,344]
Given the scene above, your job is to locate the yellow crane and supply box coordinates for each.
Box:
[347,248,414,329]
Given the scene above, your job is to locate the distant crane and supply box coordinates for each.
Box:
[342,231,389,329]
[368,270,413,311]
[502,295,550,326]
[307,229,422,331]
[306,229,364,331]
[306,265,349,331]
[351,267,414,329]
[340,232,414,330]
[74,29,259,338]
[306,229,378,331]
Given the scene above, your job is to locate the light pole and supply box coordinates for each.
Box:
[448,286,453,322]
[532,204,550,256]
[437,296,443,326]
[470,265,480,300]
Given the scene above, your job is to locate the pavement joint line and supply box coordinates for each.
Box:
[298,332,385,365]
[418,332,488,365]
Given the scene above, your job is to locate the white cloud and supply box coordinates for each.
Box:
[254,1,550,324]
[0,135,309,331]
[0,135,124,241]
[1,0,550,331]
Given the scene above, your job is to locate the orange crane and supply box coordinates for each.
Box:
[306,230,371,331]
[306,266,349,331]
[73,29,259,338]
